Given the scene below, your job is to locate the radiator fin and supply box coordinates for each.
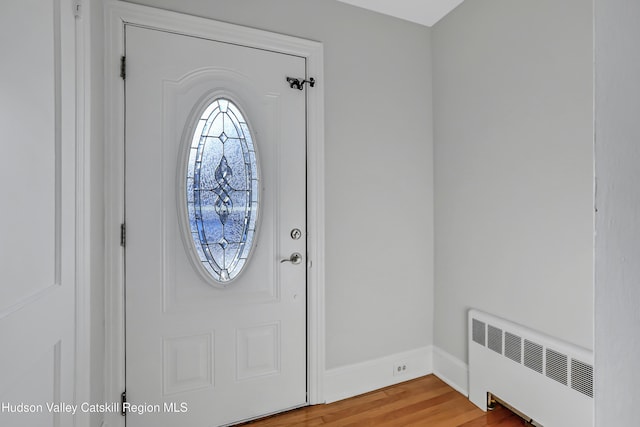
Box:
[524,340,543,374]
[487,325,503,354]
[472,319,486,346]
[504,332,522,363]
[571,359,594,398]
[546,348,568,386]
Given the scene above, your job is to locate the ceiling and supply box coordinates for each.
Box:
[335,0,465,27]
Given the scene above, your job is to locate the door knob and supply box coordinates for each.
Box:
[281,252,302,265]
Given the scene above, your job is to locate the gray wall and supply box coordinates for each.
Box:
[120,0,435,369]
[594,0,640,425]
[432,0,593,363]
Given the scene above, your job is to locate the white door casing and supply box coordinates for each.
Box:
[125,24,306,426]
[104,3,325,427]
[0,1,83,426]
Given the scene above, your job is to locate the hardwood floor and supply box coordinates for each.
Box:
[241,375,526,427]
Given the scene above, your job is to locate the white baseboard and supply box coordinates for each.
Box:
[323,346,433,403]
[432,346,469,396]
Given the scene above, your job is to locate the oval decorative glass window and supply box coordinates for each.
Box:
[185,98,259,284]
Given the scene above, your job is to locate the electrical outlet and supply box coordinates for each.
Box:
[393,362,408,376]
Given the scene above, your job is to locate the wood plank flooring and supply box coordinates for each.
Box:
[242,375,526,427]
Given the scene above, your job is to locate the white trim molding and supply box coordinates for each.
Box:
[324,346,434,404]
[104,2,325,426]
[74,0,93,424]
[432,346,469,397]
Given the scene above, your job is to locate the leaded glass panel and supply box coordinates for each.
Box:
[185,98,259,284]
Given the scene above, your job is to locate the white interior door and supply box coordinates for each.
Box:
[125,25,307,426]
[0,1,77,426]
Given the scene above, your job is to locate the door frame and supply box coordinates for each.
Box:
[104,2,325,426]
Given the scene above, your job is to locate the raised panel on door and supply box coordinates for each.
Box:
[0,1,77,426]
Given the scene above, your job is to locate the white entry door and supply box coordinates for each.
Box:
[125,24,308,426]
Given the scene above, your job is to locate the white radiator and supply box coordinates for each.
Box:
[468,309,593,427]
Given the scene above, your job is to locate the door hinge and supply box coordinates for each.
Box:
[73,0,82,18]
[120,56,126,80]
[120,390,127,416]
[120,223,126,247]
